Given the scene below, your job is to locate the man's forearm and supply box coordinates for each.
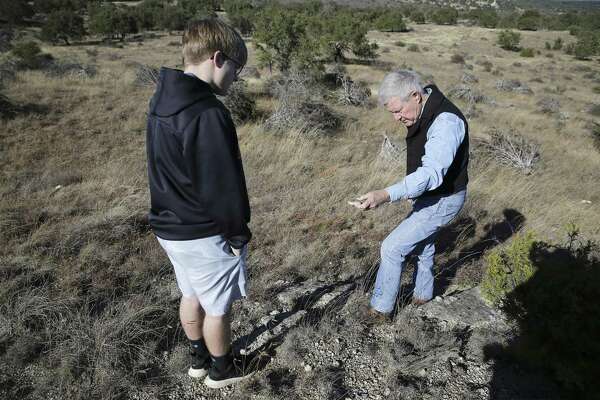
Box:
[385,167,437,202]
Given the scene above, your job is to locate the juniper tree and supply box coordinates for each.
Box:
[0,0,34,25]
[89,3,138,41]
[41,9,85,45]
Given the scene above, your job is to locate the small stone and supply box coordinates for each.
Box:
[304,364,313,372]
[384,388,391,396]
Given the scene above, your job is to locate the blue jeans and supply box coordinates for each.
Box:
[370,190,466,313]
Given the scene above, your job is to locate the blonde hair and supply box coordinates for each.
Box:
[182,18,247,67]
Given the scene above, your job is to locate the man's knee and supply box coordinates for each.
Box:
[418,244,435,259]
[381,236,410,260]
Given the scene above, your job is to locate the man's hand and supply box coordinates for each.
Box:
[230,246,242,257]
[351,190,391,210]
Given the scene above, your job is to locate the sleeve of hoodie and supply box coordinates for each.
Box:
[185,106,252,249]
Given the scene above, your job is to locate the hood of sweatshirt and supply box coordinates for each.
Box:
[150,67,216,117]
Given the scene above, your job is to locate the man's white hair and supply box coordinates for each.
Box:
[378,69,426,106]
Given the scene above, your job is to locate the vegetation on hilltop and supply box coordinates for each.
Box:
[2,1,600,60]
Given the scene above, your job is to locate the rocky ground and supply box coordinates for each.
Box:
[128,280,557,400]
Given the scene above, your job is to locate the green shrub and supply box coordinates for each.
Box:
[253,5,378,71]
[134,0,164,30]
[481,232,537,306]
[481,60,493,72]
[573,31,599,60]
[11,41,40,60]
[520,48,535,57]
[407,44,419,52]
[220,81,256,125]
[497,30,521,51]
[476,9,499,28]
[158,5,187,33]
[411,11,425,24]
[89,2,138,41]
[394,40,406,47]
[224,0,255,35]
[589,104,600,117]
[374,9,407,32]
[0,0,33,25]
[591,122,600,150]
[500,227,600,396]
[41,9,85,45]
[450,53,465,63]
[11,41,50,69]
[517,10,540,31]
[552,37,563,50]
[431,7,458,25]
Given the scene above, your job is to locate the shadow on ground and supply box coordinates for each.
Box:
[359,208,526,310]
[434,208,526,296]
[234,278,357,375]
[0,95,49,120]
[485,237,600,399]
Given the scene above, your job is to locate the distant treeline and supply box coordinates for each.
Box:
[1,0,599,59]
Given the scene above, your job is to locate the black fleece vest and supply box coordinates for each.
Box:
[405,85,469,198]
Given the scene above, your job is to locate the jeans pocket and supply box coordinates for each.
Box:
[414,196,442,217]
[442,196,465,221]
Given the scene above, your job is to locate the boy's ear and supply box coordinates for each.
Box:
[211,51,225,68]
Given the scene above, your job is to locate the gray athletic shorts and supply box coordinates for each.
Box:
[157,235,248,316]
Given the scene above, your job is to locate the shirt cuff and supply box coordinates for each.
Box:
[385,183,406,203]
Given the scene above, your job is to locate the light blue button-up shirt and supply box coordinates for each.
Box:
[385,111,466,202]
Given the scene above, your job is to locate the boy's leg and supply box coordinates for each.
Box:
[180,296,211,378]
[180,295,205,340]
[203,311,255,389]
[203,313,231,356]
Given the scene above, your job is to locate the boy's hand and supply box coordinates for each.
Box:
[352,190,390,210]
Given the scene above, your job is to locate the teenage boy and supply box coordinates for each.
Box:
[146,18,252,388]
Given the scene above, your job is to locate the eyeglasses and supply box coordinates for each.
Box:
[220,51,244,78]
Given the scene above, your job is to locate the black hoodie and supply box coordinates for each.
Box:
[146,68,251,249]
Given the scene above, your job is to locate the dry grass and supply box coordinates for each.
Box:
[1,23,599,399]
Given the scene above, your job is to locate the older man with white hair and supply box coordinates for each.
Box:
[351,70,469,316]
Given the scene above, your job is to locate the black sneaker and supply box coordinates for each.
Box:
[204,356,254,389]
[188,348,211,378]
